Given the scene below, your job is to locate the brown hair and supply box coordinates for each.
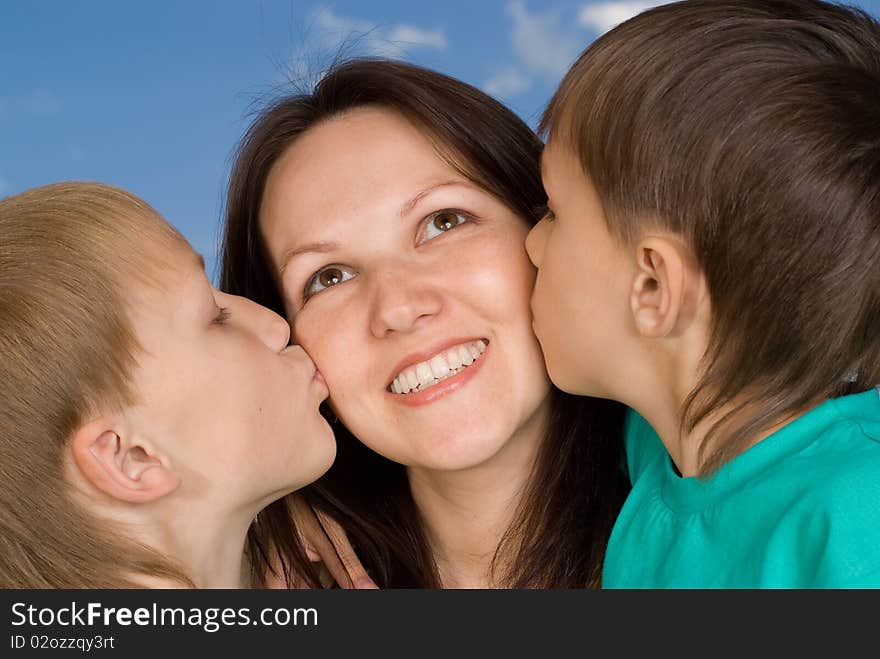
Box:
[543,0,880,474]
[221,58,627,587]
[0,182,195,587]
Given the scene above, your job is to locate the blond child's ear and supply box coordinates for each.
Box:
[71,418,180,503]
[630,236,702,338]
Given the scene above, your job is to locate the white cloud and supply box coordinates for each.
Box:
[483,67,531,98]
[282,7,447,84]
[482,1,585,99]
[578,1,671,35]
[509,1,582,79]
[386,24,447,51]
[311,7,446,58]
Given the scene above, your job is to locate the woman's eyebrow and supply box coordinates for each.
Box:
[279,241,340,275]
[398,180,463,219]
[279,181,470,274]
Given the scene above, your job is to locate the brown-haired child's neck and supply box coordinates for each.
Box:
[620,328,710,477]
[624,352,828,478]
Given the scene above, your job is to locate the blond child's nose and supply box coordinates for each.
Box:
[262,308,291,352]
[233,294,290,352]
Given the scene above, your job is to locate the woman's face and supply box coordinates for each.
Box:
[128,244,335,506]
[260,107,552,471]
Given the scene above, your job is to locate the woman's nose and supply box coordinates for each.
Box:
[368,267,443,338]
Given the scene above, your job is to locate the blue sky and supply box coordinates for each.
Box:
[3,0,879,280]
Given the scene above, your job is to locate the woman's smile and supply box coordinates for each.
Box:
[386,338,490,406]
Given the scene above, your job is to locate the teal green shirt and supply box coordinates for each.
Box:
[604,387,880,588]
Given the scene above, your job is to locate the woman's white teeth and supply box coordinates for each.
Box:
[429,354,449,379]
[390,340,487,394]
[416,363,434,387]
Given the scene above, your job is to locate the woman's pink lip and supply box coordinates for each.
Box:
[385,343,489,407]
[314,368,326,384]
[386,337,488,388]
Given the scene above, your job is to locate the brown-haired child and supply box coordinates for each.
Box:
[526,0,880,587]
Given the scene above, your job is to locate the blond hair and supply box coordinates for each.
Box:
[0,181,192,587]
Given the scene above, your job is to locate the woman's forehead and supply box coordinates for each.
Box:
[262,119,466,237]
[273,108,455,184]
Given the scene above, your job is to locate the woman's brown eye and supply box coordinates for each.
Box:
[319,267,343,287]
[433,212,458,232]
[304,264,357,302]
[421,210,470,244]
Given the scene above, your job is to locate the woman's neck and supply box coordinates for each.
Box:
[407,396,550,588]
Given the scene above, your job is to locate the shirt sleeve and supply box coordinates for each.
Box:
[811,429,880,587]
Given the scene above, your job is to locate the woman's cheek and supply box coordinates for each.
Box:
[294,300,362,392]
[291,308,332,368]
[464,236,535,319]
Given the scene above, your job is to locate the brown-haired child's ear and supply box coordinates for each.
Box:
[630,236,698,338]
[71,418,180,503]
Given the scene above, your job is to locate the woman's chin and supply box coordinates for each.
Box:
[402,433,513,473]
